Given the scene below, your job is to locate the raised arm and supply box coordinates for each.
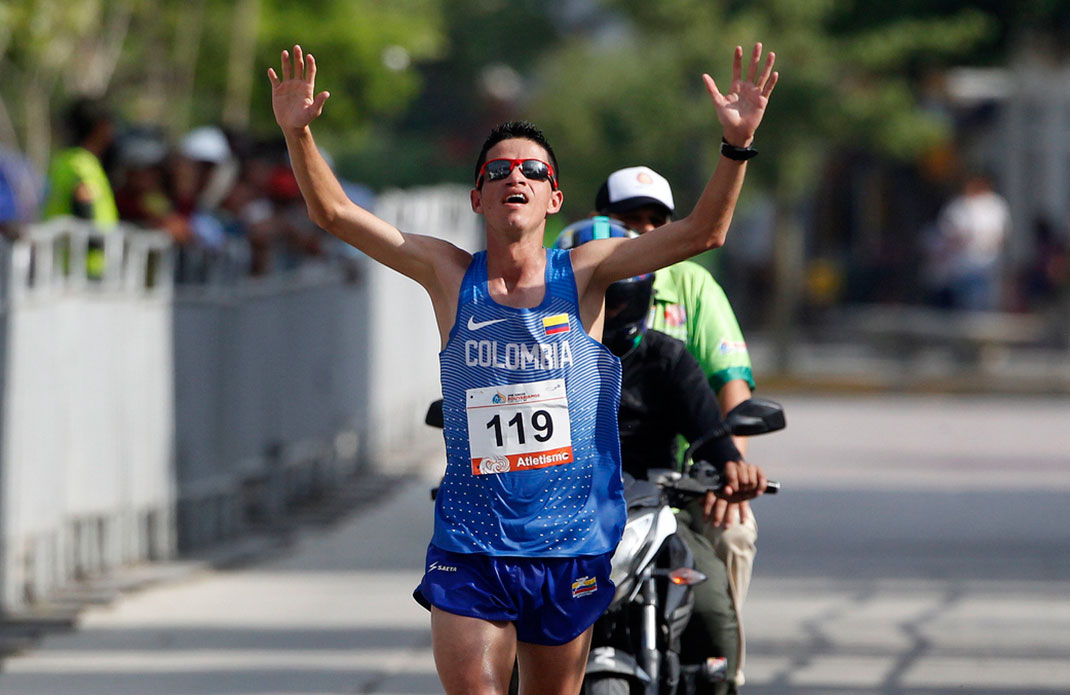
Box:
[574,43,778,290]
[267,45,468,288]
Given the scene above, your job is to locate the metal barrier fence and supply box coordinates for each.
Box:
[171,263,369,550]
[1,220,174,609]
[0,185,483,612]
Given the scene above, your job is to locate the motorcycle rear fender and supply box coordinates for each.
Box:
[586,646,651,684]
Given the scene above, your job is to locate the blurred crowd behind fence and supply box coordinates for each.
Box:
[0,187,480,614]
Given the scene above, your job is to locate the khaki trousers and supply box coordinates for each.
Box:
[697,512,758,685]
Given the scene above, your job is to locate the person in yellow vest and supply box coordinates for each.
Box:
[44,98,119,278]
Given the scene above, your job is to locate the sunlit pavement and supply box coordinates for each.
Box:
[0,394,1066,695]
[0,467,442,695]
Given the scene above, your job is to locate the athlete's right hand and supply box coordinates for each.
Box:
[268,45,330,132]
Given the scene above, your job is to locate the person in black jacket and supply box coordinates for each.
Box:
[615,276,759,695]
[615,305,744,479]
[556,218,766,695]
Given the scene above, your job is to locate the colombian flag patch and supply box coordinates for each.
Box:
[572,576,598,598]
[543,313,570,335]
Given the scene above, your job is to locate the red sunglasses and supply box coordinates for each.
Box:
[477,158,558,190]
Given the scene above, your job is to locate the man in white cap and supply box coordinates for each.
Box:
[597,165,758,693]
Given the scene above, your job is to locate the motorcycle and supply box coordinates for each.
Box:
[583,398,785,695]
[422,397,785,695]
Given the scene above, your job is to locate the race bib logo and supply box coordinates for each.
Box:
[478,455,511,475]
[572,576,598,598]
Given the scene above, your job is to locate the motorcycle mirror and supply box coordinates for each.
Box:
[683,398,787,466]
[724,398,786,437]
[425,399,444,429]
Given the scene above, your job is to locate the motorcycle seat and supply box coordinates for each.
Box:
[622,477,662,510]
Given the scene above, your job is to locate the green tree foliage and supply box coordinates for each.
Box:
[529,39,708,222]
[3,0,1067,193]
[523,0,1013,359]
[253,0,445,138]
[333,0,564,189]
[0,0,134,167]
[0,0,446,167]
[530,0,999,216]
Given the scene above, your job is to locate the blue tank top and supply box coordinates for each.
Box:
[433,248,625,557]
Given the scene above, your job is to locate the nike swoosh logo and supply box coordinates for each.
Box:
[468,316,508,331]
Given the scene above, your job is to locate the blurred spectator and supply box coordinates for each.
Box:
[34,110,369,281]
[924,172,1010,311]
[264,160,326,270]
[44,99,120,278]
[114,126,191,244]
[165,125,244,281]
[1020,215,1069,312]
[44,99,119,227]
[217,167,275,275]
[172,125,239,251]
[0,145,44,239]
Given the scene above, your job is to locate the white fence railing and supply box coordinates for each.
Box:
[1,221,174,609]
[0,186,483,612]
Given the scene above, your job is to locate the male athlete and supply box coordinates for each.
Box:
[269,42,777,695]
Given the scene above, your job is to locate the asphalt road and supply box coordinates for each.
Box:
[0,394,1066,695]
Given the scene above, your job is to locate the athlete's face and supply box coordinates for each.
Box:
[471,138,563,237]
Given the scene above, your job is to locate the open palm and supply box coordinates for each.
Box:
[704,43,778,146]
[267,45,330,131]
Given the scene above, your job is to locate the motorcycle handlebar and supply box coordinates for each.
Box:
[683,460,780,496]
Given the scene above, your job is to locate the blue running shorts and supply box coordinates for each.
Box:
[413,544,615,646]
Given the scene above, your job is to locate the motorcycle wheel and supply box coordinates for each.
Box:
[584,676,631,695]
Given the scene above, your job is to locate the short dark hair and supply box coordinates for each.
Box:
[473,121,559,188]
[64,98,112,145]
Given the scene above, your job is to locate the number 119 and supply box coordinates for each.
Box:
[486,409,554,447]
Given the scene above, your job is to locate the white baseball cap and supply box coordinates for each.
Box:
[179,126,231,164]
[595,165,675,215]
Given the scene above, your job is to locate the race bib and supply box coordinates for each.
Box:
[466,378,574,475]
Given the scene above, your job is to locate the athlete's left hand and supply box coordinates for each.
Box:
[704,43,778,147]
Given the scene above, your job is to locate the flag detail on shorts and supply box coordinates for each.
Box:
[543,314,570,335]
[572,576,597,598]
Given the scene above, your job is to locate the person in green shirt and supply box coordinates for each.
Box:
[596,165,758,691]
[44,99,119,277]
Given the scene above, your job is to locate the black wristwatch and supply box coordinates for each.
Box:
[720,137,758,161]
